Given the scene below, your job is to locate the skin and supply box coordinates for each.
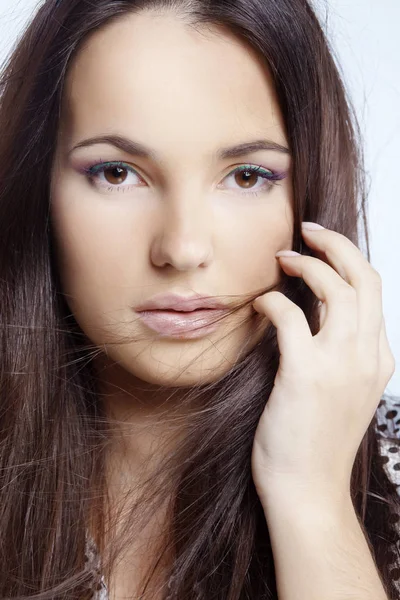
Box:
[49,10,294,596]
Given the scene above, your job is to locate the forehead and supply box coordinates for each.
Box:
[61,11,288,159]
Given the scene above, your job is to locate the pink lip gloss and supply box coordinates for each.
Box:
[136,308,227,339]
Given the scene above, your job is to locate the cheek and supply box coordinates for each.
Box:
[224,211,292,289]
[50,196,141,320]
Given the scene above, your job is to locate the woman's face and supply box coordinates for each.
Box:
[50,10,294,388]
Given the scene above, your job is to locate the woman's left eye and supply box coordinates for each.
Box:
[221,164,285,196]
[83,161,286,195]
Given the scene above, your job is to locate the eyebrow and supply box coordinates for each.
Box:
[68,134,291,160]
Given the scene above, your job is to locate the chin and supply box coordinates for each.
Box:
[113,345,238,388]
[90,312,266,390]
[103,329,258,389]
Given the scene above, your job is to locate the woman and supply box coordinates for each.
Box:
[0,0,398,598]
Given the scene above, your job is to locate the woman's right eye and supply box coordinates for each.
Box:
[84,161,145,192]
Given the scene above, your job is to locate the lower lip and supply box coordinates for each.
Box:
[136,308,227,339]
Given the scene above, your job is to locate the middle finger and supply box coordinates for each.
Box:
[276,253,358,342]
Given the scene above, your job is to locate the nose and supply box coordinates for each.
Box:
[150,197,214,271]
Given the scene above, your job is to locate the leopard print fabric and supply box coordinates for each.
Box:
[375,395,400,593]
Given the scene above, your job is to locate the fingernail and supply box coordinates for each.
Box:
[275,250,302,257]
[302,222,325,230]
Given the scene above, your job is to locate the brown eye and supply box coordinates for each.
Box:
[85,162,145,191]
[103,166,129,185]
[234,169,259,189]
[221,164,278,196]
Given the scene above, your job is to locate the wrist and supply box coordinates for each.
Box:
[257,478,353,520]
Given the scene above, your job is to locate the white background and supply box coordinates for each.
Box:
[0,0,399,396]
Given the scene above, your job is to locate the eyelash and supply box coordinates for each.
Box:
[81,160,286,197]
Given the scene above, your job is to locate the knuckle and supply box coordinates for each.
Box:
[383,354,396,378]
[334,284,356,303]
[329,230,347,243]
[369,270,382,291]
[281,306,301,327]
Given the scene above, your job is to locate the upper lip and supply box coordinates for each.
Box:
[135,293,228,312]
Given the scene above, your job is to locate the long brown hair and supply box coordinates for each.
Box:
[0,0,399,598]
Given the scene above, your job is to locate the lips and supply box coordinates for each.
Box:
[135,292,227,313]
[136,307,227,339]
[134,292,229,338]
